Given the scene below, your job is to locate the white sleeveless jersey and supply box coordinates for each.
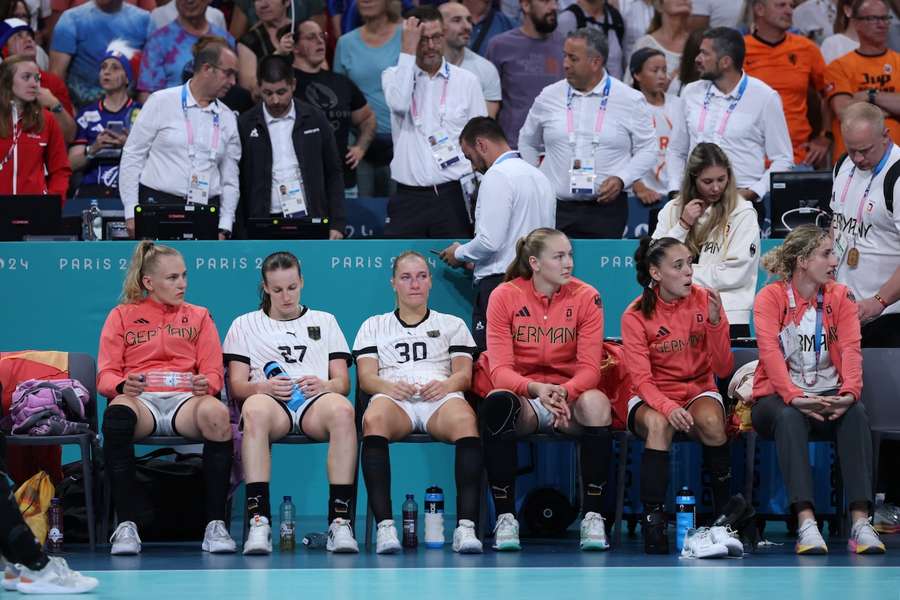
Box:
[223,307,351,382]
[352,309,477,384]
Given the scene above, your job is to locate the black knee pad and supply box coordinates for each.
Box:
[479,391,520,440]
[704,443,732,480]
[101,404,137,446]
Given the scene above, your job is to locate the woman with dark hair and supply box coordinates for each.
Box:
[629,46,681,208]
[0,56,70,199]
[621,236,735,556]
[353,251,483,555]
[629,0,692,93]
[475,228,613,553]
[652,142,760,338]
[237,0,294,93]
[224,251,358,555]
[672,27,703,93]
[751,225,883,555]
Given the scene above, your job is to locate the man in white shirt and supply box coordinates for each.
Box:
[439,1,502,118]
[382,6,487,238]
[689,0,745,30]
[519,27,656,238]
[119,36,242,239]
[439,117,556,350]
[666,27,793,229]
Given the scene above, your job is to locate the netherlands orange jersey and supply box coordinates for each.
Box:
[474,276,604,402]
[825,49,900,160]
[97,298,224,399]
[744,33,827,163]
[621,285,734,418]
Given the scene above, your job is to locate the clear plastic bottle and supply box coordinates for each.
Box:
[402,494,418,549]
[279,495,295,552]
[82,200,102,241]
[424,485,444,548]
[47,498,64,554]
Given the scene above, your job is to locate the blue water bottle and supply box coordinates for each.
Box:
[675,486,696,551]
[263,361,305,412]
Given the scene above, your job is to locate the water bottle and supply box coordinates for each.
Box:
[47,498,63,554]
[675,486,696,552]
[264,361,305,412]
[402,494,418,549]
[875,492,886,509]
[279,495,296,552]
[81,200,103,241]
[424,485,444,548]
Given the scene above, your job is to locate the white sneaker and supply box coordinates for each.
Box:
[16,556,98,594]
[109,521,141,555]
[202,520,237,553]
[327,518,359,553]
[849,518,886,555]
[492,513,521,551]
[2,561,19,591]
[580,512,610,551]
[681,527,729,559]
[375,519,402,554]
[796,518,828,555]
[709,525,744,557]
[243,515,272,555]
[452,519,483,554]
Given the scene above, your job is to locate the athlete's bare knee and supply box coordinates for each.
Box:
[197,398,232,441]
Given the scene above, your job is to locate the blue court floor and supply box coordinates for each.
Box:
[44,524,900,600]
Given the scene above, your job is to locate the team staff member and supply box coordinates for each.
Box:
[225,252,358,555]
[99,241,236,556]
[751,226,884,555]
[475,228,613,552]
[238,55,346,239]
[666,28,793,217]
[353,252,483,555]
[621,236,734,554]
[439,117,556,351]
[439,2,502,118]
[744,0,832,167]
[825,0,900,161]
[0,56,70,199]
[652,143,760,337]
[519,27,655,238]
[831,103,900,505]
[382,7,487,238]
[119,36,241,239]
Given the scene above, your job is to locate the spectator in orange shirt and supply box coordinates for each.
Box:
[621,236,734,554]
[745,0,832,167]
[475,228,613,553]
[825,0,900,160]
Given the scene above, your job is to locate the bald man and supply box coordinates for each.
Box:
[440,1,502,118]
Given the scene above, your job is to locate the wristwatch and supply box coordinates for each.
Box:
[85,144,94,159]
[50,103,64,114]
[868,88,878,104]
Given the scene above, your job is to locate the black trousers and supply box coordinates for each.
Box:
[861,312,900,503]
[555,193,628,239]
[472,274,504,352]
[384,180,472,238]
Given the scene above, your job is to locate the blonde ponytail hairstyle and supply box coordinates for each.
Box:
[504,228,567,282]
[760,225,831,281]
[120,241,183,304]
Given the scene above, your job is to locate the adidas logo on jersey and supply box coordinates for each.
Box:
[656,326,670,338]
[133,318,150,324]
[516,307,531,317]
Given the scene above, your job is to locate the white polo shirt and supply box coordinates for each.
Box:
[666,73,794,199]
[831,144,900,316]
[454,151,556,282]
[119,81,241,231]
[518,72,657,201]
[382,54,487,186]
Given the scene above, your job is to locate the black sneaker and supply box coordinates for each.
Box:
[712,494,758,552]
[642,509,669,554]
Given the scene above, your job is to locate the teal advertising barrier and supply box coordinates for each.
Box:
[0,239,780,520]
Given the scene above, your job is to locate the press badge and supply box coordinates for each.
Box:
[569,155,596,196]
[277,172,308,218]
[427,129,462,170]
[187,169,211,205]
[778,323,800,360]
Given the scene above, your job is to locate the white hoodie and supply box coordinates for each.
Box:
[652,197,761,325]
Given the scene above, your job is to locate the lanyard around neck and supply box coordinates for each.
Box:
[697,74,748,136]
[566,76,612,149]
[182,84,221,162]
[836,146,892,242]
[411,62,451,128]
[786,284,825,386]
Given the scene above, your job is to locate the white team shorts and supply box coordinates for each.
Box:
[240,392,327,436]
[138,392,194,437]
[626,391,725,435]
[526,397,558,433]
[373,392,465,433]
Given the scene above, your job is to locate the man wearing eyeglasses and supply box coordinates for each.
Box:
[120,36,242,239]
[825,0,900,161]
[381,6,487,238]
